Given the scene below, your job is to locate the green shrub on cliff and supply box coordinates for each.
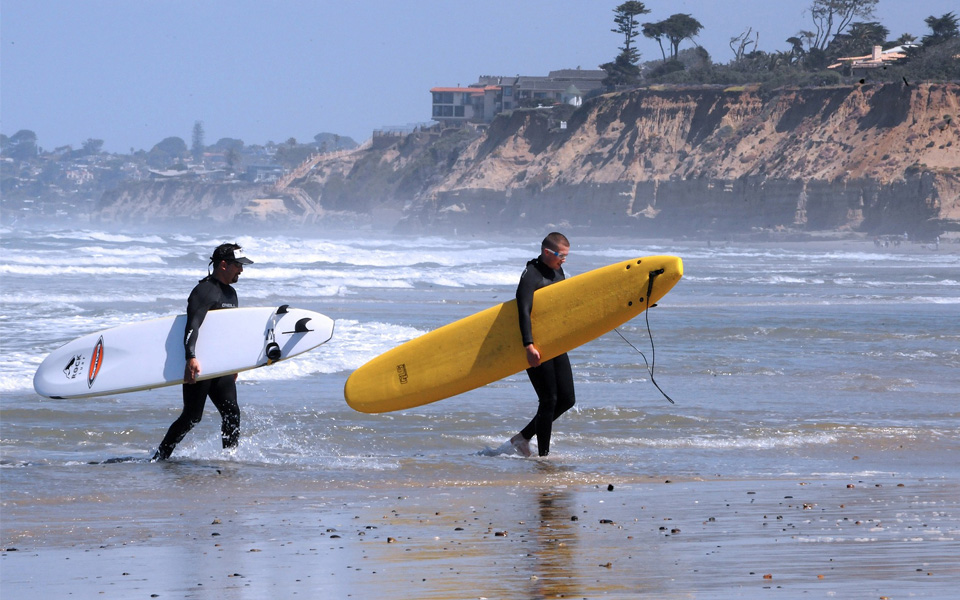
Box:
[889,39,960,82]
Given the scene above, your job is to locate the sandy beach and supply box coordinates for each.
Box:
[3,468,958,599]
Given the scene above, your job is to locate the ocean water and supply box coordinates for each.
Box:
[1,226,958,496]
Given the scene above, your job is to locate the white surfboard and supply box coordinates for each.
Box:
[34,305,334,399]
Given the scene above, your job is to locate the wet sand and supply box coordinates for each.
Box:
[3,472,958,599]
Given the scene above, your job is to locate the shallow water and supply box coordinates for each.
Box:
[1,226,958,517]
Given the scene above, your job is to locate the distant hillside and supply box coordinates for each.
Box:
[94,82,960,241]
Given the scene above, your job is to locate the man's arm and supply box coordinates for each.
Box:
[183,282,216,383]
[516,267,541,367]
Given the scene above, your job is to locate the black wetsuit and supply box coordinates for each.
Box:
[516,257,576,456]
[155,276,240,460]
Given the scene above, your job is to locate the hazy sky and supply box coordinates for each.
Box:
[2,0,954,153]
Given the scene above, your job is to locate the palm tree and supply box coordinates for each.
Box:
[828,21,889,57]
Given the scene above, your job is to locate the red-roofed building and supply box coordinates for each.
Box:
[431,68,605,128]
[430,87,488,124]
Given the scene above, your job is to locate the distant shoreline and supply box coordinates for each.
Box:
[4,217,957,254]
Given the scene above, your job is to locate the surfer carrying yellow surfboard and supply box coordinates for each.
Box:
[509,232,576,458]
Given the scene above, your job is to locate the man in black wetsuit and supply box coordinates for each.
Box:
[153,243,253,461]
[509,232,575,458]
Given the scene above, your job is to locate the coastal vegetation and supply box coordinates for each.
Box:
[599,1,959,89]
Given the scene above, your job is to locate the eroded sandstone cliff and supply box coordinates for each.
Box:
[392,82,958,239]
[95,82,959,239]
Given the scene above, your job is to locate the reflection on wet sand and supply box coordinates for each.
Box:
[525,487,580,599]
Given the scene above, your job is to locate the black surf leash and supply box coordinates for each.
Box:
[614,268,675,405]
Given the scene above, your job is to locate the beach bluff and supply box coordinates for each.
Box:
[95,82,959,240]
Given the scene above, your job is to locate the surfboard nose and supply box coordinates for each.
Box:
[643,255,683,305]
[673,255,684,279]
[644,255,683,279]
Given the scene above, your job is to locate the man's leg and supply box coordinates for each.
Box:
[154,380,210,460]
[521,359,560,456]
[208,375,240,449]
[550,353,576,420]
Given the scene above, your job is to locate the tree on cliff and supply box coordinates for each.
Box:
[887,13,960,81]
[274,139,317,169]
[922,12,959,47]
[638,13,705,82]
[314,132,358,151]
[600,1,650,88]
[642,13,703,63]
[211,137,244,153]
[827,21,889,57]
[611,1,648,63]
[642,21,668,61]
[147,137,188,168]
[804,0,878,51]
[661,13,704,59]
[81,138,104,157]
[786,36,807,63]
[600,53,642,89]
[191,121,206,162]
[730,28,759,63]
[1,130,39,161]
[222,147,239,173]
[210,138,245,172]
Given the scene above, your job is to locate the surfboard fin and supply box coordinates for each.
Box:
[277,304,290,314]
[282,318,313,334]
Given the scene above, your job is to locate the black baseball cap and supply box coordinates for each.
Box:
[211,243,254,265]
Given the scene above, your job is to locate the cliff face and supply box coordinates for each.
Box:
[394,82,958,238]
[95,83,959,239]
[96,182,280,224]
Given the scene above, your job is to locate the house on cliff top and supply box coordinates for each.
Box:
[431,68,604,128]
[828,44,912,75]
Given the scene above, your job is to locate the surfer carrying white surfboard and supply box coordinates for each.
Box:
[509,232,576,458]
[153,243,254,461]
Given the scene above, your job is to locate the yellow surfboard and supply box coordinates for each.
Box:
[344,255,683,413]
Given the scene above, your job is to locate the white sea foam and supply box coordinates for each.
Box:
[608,431,841,450]
[238,318,429,383]
[3,226,959,479]
[0,291,181,305]
[0,351,43,394]
[913,295,960,303]
[0,264,197,277]
[1,249,170,266]
[46,231,167,244]
[236,236,529,269]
